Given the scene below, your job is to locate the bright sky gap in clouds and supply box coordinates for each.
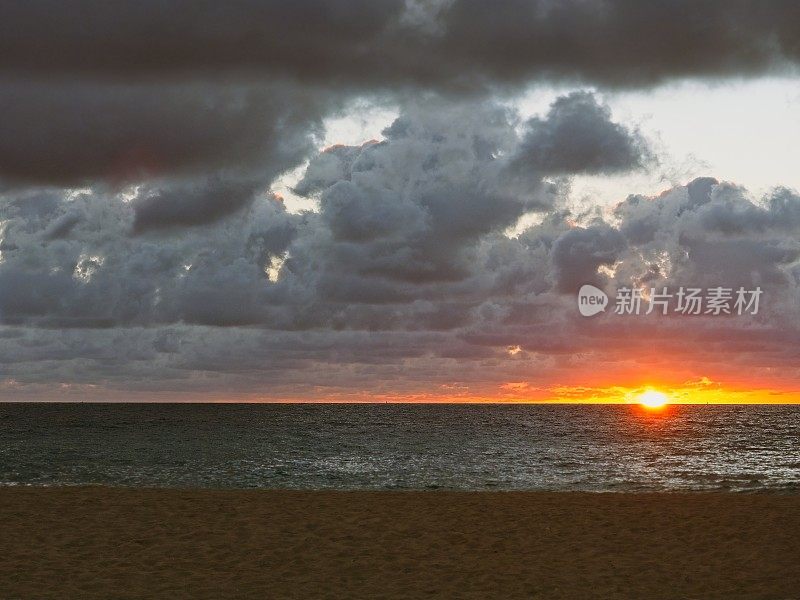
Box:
[1,1,800,402]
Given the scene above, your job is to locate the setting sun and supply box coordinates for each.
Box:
[637,390,669,409]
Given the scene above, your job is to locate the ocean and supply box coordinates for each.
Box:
[1,403,798,492]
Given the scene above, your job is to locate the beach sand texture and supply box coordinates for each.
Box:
[1,488,799,599]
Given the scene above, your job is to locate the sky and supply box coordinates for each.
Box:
[1,0,800,402]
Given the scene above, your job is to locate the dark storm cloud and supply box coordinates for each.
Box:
[0,0,406,80]
[43,212,82,240]
[513,92,650,175]
[0,81,326,187]
[132,175,265,234]
[432,0,800,87]
[551,224,627,293]
[0,1,798,87]
[0,0,793,227]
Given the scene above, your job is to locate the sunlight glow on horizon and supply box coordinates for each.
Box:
[487,380,800,405]
[637,390,669,409]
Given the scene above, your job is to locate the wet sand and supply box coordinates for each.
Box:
[1,487,798,599]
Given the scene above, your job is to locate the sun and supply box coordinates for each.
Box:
[637,390,669,409]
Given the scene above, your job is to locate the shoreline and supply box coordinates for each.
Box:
[2,487,799,599]
[2,483,800,493]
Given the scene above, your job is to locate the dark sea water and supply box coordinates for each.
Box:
[1,403,799,492]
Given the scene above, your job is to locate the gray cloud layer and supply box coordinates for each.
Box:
[1,92,799,398]
[0,81,329,187]
[0,1,798,87]
[514,92,651,176]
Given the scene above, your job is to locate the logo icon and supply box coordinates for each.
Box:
[577,284,608,317]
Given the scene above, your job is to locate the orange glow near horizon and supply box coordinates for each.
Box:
[486,378,800,405]
[65,379,800,403]
[242,383,800,404]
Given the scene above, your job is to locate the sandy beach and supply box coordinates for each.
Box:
[0,488,798,599]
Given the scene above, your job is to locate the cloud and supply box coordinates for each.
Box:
[3,137,800,399]
[0,1,798,88]
[0,81,329,187]
[551,223,627,293]
[291,100,552,292]
[0,184,300,328]
[0,1,406,80]
[1,66,800,398]
[0,95,583,337]
[513,91,650,175]
[132,175,266,234]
